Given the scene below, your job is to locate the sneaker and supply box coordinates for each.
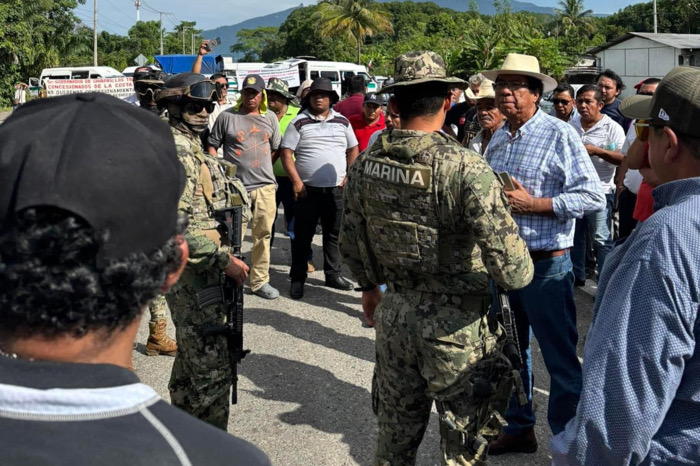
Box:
[290,281,304,300]
[253,283,279,300]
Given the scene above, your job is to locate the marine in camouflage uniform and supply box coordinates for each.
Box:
[157,73,251,430]
[130,66,179,357]
[339,51,534,465]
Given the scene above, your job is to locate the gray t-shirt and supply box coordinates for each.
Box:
[208,108,280,191]
[280,109,358,188]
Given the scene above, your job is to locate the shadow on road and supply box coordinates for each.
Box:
[242,353,377,465]
[246,307,375,362]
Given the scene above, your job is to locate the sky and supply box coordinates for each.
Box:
[73,0,645,37]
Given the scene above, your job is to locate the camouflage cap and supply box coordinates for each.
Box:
[266,77,295,101]
[377,51,467,94]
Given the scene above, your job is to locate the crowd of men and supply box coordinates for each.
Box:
[0,42,698,466]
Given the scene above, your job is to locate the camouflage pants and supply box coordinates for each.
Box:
[372,289,502,466]
[148,296,168,321]
[165,268,231,430]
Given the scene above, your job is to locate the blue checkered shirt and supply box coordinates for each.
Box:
[551,177,700,464]
[486,109,605,250]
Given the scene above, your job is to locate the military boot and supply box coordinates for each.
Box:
[146,318,177,356]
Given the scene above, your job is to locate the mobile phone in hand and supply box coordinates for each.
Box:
[205,37,221,52]
[497,171,516,191]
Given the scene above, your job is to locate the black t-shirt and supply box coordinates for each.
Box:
[0,357,271,466]
[602,98,631,132]
[445,101,475,142]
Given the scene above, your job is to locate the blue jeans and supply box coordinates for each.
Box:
[572,191,614,281]
[500,251,581,435]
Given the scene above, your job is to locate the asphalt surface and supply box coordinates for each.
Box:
[134,217,598,466]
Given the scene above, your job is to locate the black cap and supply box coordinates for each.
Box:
[0,92,185,265]
[242,74,265,93]
[363,92,382,106]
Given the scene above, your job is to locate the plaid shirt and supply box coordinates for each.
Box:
[486,109,605,251]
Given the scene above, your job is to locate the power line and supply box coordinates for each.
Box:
[103,0,136,22]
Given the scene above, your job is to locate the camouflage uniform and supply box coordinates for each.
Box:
[165,126,250,430]
[339,52,534,466]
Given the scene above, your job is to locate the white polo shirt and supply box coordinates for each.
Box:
[570,114,626,194]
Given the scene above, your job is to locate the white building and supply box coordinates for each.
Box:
[588,32,700,97]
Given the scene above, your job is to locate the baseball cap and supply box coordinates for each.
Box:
[0,92,185,265]
[363,92,382,106]
[621,66,700,138]
[266,77,295,101]
[242,74,265,93]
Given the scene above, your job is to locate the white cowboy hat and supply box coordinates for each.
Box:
[466,79,496,100]
[482,54,558,93]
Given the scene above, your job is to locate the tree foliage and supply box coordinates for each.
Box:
[231,27,282,62]
[315,0,394,64]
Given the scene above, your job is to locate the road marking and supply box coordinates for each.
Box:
[534,387,550,396]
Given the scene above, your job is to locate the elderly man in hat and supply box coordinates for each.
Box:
[551,65,700,465]
[339,51,533,465]
[280,77,359,300]
[483,54,605,454]
[208,74,282,300]
[466,79,505,156]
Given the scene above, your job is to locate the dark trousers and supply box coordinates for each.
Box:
[617,188,638,240]
[290,186,343,282]
[271,176,295,248]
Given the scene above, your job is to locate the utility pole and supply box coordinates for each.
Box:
[93,0,98,66]
[159,12,165,55]
[182,27,186,54]
[191,32,195,55]
[135,0,141,22]
[653,0,658,33]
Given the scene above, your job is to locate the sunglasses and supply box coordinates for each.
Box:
[635,119,651,142]
[637,91,654,96]
[187,101,216,114]
[551,99,572,106]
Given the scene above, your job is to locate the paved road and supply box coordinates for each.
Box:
[134,219,597,466]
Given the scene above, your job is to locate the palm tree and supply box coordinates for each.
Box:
[554,0,594,37]
[316,0,393,65]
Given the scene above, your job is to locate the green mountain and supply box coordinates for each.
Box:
[202,0,556,56]
[201,6,298,56]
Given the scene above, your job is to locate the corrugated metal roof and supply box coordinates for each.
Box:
[587,32,700,54]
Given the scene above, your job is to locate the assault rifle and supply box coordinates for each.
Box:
[496,285,522,372]
[195,206,249,404]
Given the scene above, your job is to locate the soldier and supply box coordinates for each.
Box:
[156,73,251,430]
[126,66,179,358]
[339,51,534,465]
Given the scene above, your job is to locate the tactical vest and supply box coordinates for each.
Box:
[359,130,489,295]
[173,130,250,247]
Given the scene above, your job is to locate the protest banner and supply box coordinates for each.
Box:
[233,65,300,90]
[45,77,134,99]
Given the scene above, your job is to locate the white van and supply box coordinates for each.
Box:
[275,58,377,97]
[39,66,124,85]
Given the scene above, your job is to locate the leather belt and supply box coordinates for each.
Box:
[529,249,568,262]
[305,185,340,193]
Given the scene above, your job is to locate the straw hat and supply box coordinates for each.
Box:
[466,79,496,100]
[482,54,558,93]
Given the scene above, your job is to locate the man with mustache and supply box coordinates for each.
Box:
[483,54,605,455]
[208,74,282,300]
[466,79,505,156]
